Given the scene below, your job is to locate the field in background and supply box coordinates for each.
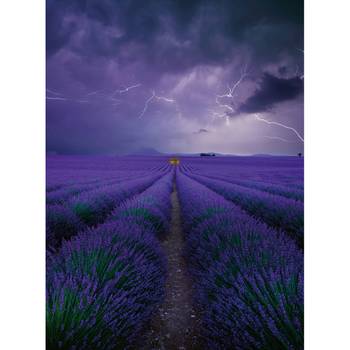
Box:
[46,155,303,349]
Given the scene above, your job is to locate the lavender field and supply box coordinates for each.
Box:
[46,155,304,349]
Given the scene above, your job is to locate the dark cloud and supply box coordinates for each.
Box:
[46,0,303,71]
[237,73,303,114]
[278,66,288,76]
[46,4,77,56]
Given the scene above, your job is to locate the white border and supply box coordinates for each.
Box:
[306,0,350,348]
[0,0,45,349]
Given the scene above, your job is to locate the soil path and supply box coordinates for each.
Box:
[138,182,202,350]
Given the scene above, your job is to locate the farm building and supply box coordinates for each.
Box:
[200,153,216,157]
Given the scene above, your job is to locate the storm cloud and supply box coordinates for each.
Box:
[237,73,304,114]
[47,0,303,70]
[46,0,304,155]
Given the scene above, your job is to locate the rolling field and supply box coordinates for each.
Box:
[46,155,304,350]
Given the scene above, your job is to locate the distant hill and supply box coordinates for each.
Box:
[168,152,232,157]
[128,148,165,156]
[127,150,287,157]
[251,154,275,157]
[251,154,295,157]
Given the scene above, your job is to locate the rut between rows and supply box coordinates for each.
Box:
[138,181,203,350]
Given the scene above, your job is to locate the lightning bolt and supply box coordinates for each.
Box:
[105,92,122,105]
[139,91,156,119]
[47,88,88,103]
[46,95,93,104]
[155,93,182,119]
[138,90,182,119]
[210,111,231,126]
[46,88,63,96]
[113,83,141,95]
[47,88,120,106]
[46,88,69,101]
[46,96,68,101]
[217,63,249,100]
[255,114,304,142]
[155,96,174,103]
[263,136,294,143]
[213,64,250,125]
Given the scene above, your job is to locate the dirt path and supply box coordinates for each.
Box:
[138,183,203,350]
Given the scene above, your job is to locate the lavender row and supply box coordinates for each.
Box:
[179,156,303,187]
[47,172,165,248]
[231,178,304,201]
[47,155,171,192]
[184,171,304,247]
[188,171,304,202]
[46,171,174,349]
[46,170,142,191]
[47,177,124,205]
[108,171,174,236]
[176,172,303,349]
[46,171,165,205]
[186,168,304,189]
[47,169,164,193]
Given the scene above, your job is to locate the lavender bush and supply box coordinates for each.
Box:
[188,172,304,202]
[109,171,173,235]
[181,156,304,189]
[185,172,304,247]
[47,222,166,349]
[46,173,161,205]
[176,172,303,349]
[46,170,174,349]
[46,173,165,248]
[46,204,87,248]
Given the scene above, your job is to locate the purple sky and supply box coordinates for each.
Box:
[46,0,304,155]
